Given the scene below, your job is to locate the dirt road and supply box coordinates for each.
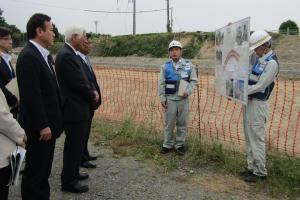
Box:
[8,133,281,200]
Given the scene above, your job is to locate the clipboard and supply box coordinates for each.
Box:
[9,146,26,186]
[6,78,19,101]
[178,79,189,97]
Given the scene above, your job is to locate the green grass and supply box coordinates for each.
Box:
[91,118,300,199]
[48,31,214,58]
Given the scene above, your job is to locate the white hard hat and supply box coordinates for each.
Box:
[249,30,271,50]
[168,40,182,50]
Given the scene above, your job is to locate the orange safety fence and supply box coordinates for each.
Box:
[94,65,300,156]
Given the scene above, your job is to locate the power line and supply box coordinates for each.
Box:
[11,0,82,11]
[83,8,168,14]
[11,0,168,14]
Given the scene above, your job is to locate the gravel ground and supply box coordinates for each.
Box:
[9,134,280,200]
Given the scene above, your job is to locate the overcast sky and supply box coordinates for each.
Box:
[2,0,300,35]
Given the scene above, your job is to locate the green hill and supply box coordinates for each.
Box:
[49,31,300,68]
[49,32,214,59]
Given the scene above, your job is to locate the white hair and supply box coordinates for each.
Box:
[64,24,86,43]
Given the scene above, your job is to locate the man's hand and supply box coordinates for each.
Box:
[19,135,27,148]
[182,92,188,98]
[39,127,52,141]
[93,91,99,103]
[161,101,167,109]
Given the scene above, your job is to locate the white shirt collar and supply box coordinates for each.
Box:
[0,52,13,74]
[172,58,182,64]
[172,58,182,70]
[259,50,273,63]
[65,42,78,55]
[77,51,93,72]
[29,40,55,74]
[77,51,87,63]
[0,52,12,65]
[30,40,49,62]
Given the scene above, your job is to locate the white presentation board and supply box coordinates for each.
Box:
[215,17,250,105]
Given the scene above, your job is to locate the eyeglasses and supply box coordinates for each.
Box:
[0,37,12,41]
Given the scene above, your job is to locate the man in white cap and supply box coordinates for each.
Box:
[158,40,198,156]
[242,30,279,182]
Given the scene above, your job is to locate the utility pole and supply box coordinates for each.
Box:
[133,0,136,35]
[94,20,99,34]
[166,0,171,32]
[170,7,173,30]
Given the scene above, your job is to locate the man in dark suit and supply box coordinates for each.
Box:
[16,13,63,200]
[77,33,101,169]
[55,25,97,193]
[0,27,18,118]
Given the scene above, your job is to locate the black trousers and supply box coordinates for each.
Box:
[61,121,88,185]
[21,133,56,200]
[81,112,94,163]
[0,165,11,200]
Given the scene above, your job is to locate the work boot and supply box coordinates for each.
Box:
[239,169,253,177]
[161,147,172,154]
[175,146,186,156]
[244,174,266,183]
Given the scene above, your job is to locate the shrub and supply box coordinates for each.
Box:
[49,42,63,55]
[279,20,299,35]
[90,32,208,58]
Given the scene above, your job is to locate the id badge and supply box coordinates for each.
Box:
[166,84,175,89]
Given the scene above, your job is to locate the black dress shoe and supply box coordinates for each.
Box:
[81,161,97,169]
[76,172,89,180]
[88,155,97,161]
[62,181,89,193]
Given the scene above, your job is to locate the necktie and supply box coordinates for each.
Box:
[47,55,56,74]
[86,57,94,73]
[47,55,60,88]
[8,61,15,78]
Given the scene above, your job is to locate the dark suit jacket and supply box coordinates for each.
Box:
[16,42,63,138]
[77,55,101,110]
[55,44,95,122]
[0,56,17,107]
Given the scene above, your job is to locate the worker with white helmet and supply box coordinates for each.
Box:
[242,30,279,182]
[158,40,198,155]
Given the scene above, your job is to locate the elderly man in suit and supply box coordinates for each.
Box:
[16,13,63,200]
[0,27,18,118]
[77,33,101,169]
[55,25,97,193]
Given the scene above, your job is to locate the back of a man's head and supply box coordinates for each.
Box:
[26,13,51,40]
